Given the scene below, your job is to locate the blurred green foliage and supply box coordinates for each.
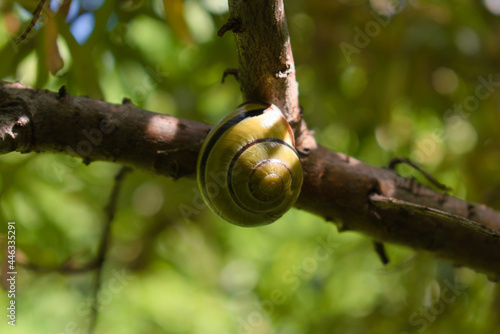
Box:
[0,0,499,333]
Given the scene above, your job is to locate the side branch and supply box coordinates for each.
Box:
[225,0,302,133]
[1,81,500,279]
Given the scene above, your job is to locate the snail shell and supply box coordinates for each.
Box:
[196,102,303,227]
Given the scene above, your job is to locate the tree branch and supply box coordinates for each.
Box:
[223,0,302,135]
[1,0,499,281]
[0,82,209,179]
[1,81,500,280]
[221,0,500,281]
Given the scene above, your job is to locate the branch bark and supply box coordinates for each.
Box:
[1,0,499,280]
[220,0,302,135]
[1,81,499,280]
[0,83,209,179]
[221,0,500,280]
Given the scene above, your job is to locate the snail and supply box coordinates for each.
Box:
[197,102,303,227]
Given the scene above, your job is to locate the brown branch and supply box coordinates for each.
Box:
[0,82,209,179]
[225,0,302,135]
[1,1,500,281]
[223,1,500,280]
[1,81,500,280]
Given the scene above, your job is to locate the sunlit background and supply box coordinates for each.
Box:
[0,0,499,333]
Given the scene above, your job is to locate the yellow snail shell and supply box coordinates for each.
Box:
[196,102,303,227]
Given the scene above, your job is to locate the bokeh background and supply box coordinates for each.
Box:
[0,0,499,333]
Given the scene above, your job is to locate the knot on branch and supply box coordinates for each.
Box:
[275,64,292,79]
[0,100,33,153]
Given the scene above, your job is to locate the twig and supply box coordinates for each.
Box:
[388,157,451,192]
[87,166,131,334]
[16,0,47,44]
[369,193,500,237]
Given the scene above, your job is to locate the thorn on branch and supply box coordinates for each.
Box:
[467,204,477,220]
[221,68,239,83]
[388,157,451,192]
[217,17,243,37]
[373,241,390,265]
[58,86,67,99]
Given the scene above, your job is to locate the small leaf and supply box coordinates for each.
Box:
[162,0,194,44]
[4,12,22,35]
[44,10,64,75]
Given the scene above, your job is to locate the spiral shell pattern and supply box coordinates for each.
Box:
[197,102,303,227]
